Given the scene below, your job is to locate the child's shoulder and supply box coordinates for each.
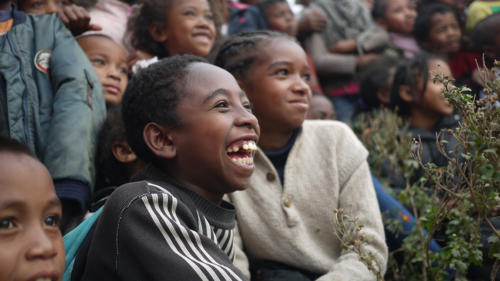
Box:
[302,120,358,140]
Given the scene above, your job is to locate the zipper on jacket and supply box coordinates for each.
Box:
[7,31,31,146]
[0,75,9,134]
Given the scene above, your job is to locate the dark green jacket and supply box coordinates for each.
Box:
[0,7,106,210]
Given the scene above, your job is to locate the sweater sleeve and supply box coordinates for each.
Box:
[304,33,356,76]
[316,161,388,281]
[113,192,246,281]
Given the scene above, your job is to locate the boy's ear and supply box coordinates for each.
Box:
[149,22,168,43]
[377,89,391,105]
[111,141,138,164]
[399,85,416,102]
[143,122,176,159]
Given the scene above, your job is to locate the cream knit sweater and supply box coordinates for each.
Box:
[229,120,387,281]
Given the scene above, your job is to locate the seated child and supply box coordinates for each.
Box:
[256,0,323,93]
[305,92,335,120]
[0,136,65,281]
[92,105,144,210]
[15,0,101,35]
[77,34,128,105]
[372,0,420,58]
[215,31,387,280]
[77,55,259,280]
[126,0,216,69]
[390,52,460,189]
[414,3,483,92]
[0,1,106,232]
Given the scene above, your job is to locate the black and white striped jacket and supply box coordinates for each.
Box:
[79,166,247,281]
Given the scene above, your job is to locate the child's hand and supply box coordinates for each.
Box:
[329,39,357,54]
[58,4,102,36]
[298,9,327,34]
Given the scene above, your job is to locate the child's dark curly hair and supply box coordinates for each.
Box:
[359,56,399,110]
[390,52,439,117]
[94,105,129,189]
[122,55,206,166]
[213,30,293,80]
[413,3,456,44]
[127,0,223,58]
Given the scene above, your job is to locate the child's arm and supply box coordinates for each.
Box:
[58,4,101,36]
[43,15,106,214]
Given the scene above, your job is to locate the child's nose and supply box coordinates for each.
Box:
[292,75,311,96]
[25,226,59,261]
[235,107,259,132]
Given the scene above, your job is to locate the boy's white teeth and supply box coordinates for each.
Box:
[226,140,257,153]
[231,156,254,166]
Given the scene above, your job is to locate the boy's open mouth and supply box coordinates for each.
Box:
[226,140,258,167]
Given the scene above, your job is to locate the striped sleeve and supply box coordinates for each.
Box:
[114,183,245,281]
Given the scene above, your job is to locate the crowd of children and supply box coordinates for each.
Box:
[0,0,498,280]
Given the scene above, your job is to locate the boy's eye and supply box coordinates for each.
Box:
[205,13,214,21]
[243,102,253,112]
[0,217,16,231]
[31,1,45,8]
[43,215,60,228]
[184,10,196,16]
[214,100,229,109]
[275,69,289,76]
[91,59,105,66]
[302,73,311,82]
[58,0,69,6]
[118,66,129,74]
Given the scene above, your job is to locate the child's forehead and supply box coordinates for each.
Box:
[79,35,126,55]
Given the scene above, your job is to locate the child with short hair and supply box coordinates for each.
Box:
[372,0,421,58]
[414,3,482,91]
[215,31,387,281]
[77,55,259,280]
[0,136,65,281]
[127,0,216,62]
[0,0,106,232]
[78,34,129,105]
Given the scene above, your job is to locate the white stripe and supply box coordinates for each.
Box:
[222,230,234,254]
[142,197,210,281]
[218,230,230,250]
[153,195,233,281]
[146,183,243,281]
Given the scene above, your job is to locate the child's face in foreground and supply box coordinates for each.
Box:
[415,59,454,116]
[306,95,335,120]
[241,38,312,134]
[78,36,128,105]
[424,12,461,55]
[265,2,298,37]
[163,0,215,57]
[18,0,69,14]
[0,153,64,281]
[381,0,417,34]
[171,63,260,198]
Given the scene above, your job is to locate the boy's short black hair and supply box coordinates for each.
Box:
[122,55,206,165]
[413,3,455,43]
[95,105,129,188]
[0,136,35,158]
[472,14,500,52]
[372,0,389,20]
[360,56,399,109]
[256,0,287,19]
[213,30,294,81]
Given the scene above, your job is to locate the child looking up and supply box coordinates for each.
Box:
[215,31,387,281]
[0,137,65,281]
[257,0,323,94]
[78,34,129,105]
[372,0,420,58]
[127,0,216,60]
[78,55,259,280]
[414,3,482,91]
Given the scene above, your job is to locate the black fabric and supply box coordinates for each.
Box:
[264,128,300,185]
[0,75,8,137]
[71,222,98,281]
